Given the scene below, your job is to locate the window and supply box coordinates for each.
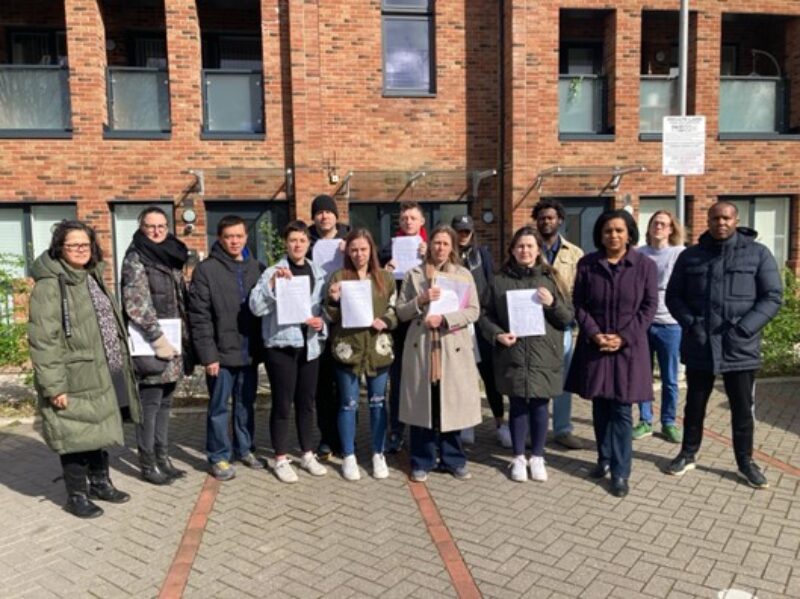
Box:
[555,198,611,254]
[0,204,77,276]
[204,202,289,266]
[725,197,791,266]
[382,1,435,95]
[112,203,174,286]
[637,197,678,246]
[201,34,264,136]
[348,202,465,249]
[9,30,68,66]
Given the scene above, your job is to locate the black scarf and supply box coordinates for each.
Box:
[132,230,188,270]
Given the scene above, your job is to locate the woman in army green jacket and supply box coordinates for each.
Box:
[324,229,398,481]
[28,221,140,519]
[480,226,574,483]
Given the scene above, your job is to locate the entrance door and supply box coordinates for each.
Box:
[560,198,609,254]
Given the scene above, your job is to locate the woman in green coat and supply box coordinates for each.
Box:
[28,221,140,519]
[480,226,574,483]
[325,229,398,481]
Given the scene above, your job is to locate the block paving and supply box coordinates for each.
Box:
[0,380,797,598]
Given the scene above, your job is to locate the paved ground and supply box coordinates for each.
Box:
[0,380,798,598]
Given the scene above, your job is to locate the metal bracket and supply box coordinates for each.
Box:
[470,169,498,202]
[187,169,204,196]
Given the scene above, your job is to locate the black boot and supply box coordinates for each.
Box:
[62,461,103,519]
[138,448,173,486]
[155,444,186,480]
[88,451,131,503]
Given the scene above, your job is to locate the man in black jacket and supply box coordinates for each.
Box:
[307,194,349,459]
[665,201,782,488]
[189,215,265,481]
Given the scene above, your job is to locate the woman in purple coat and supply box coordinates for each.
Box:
[565,210,658,498]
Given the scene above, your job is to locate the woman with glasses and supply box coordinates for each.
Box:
[122,207,192,485]
[29,221,141,518]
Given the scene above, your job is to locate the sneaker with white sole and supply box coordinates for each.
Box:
[460,427,475,444]
[273,458,298,483]
[372,453,389,479]
[496,424,512,449]
[509,455,528,482]
[300,452,327,477]
[341,454,361,481]
[529,456,547,482]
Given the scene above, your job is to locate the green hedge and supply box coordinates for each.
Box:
[761,268,800,377]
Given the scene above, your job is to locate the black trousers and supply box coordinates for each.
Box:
[264,346,320,456]
[315,343,342,453]
[682,369,755,468]
[60,450,104,494]
[476,336,503,419]
[136,382,176,453]
[388,321,410,437]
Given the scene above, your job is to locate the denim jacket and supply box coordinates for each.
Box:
[248,257,327,361]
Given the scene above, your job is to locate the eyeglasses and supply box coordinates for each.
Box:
[651,221,672,228]
[142,224,168,231]
[64,243,91,252]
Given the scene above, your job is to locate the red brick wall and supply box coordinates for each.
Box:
[506,0,800,271]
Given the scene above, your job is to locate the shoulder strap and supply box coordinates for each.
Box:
[58,274,72,338]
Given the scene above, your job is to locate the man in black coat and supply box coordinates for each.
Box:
[665,201,782,488]
[189,215,265,481]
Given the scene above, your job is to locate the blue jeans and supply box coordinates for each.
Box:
[335,367,389,456]
[552,327,574,435]
[592,398,633,479]
[206,365,257,464]
[639,324,681,426]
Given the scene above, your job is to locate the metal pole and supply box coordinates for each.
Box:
[676,0,689,227]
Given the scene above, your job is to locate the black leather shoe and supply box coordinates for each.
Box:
[610,477,629,498]
[588,463,610,479]
[65,493,104,519]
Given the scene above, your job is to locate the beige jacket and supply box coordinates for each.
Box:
[551,235,584,294]
[396,264,482,432]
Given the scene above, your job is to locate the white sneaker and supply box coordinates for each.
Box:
[510,455,528,482]
[300,452,327,477]
[372,453,389,479]
[342,454,361,481]
[274,458,298,483]
[496,424,512,449]
[460,427,475,444]
[529,456,547,482]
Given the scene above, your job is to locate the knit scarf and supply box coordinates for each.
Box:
[425,262,447,384]
[132,230,189,271]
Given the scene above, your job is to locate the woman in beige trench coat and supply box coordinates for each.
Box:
[396,225,482,482]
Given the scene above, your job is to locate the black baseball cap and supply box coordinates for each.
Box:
[451,214,474,232]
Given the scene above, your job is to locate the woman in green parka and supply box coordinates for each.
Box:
[28,220,140,519]
[479,226,574,484]
[324,229,398,481]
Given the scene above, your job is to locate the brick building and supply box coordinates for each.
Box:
[1,0,798,286]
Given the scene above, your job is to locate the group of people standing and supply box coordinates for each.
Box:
[28,196,782,518]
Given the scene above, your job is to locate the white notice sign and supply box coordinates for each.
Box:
[663,116,706,176]
[276,275,312,325]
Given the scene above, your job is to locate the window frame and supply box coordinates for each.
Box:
[381,0,436,97]
[720,195,792,266]
[203,200,290,266]
[7,27,68,66]
[0,202,77,275]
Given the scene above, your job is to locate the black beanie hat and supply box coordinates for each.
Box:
[311,194,338,218]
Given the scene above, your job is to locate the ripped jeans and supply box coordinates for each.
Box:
[334,366,389,456]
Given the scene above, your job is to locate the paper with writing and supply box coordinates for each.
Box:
[129,318,182,356]
[428,273,470,316]
[391,235,422,280]
[340,279,374,328]
[276,275,312,325]
[506,289,545,337]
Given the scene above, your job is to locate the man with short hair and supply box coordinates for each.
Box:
[665,201,782,488]
[189,215,265,481]
[380,201,428,453]
[532,198,584,450]
[307,194,350,459]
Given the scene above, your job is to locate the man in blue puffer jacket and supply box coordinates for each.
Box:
[664,201,782,488]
